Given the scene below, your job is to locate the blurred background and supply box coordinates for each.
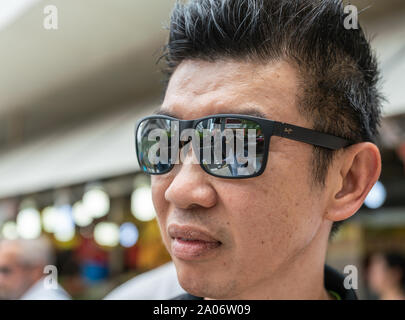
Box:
[0,0,404,299]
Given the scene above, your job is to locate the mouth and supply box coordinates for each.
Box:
[168,224,222,261]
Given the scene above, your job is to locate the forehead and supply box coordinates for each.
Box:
[161,59,302,123]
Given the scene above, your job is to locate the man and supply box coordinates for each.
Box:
[135,0,382,299]
[0,237,70,300]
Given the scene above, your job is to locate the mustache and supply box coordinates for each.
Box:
[169,207,216,224]
[166,208,230,243]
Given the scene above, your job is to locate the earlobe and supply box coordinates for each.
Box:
[325,142,381,223]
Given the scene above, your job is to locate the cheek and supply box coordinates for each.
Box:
[151,175,175,212]
[220,153,323,268]
[151,176,172,237]
[265,151,324,235]
[10,270,24,286]
[151,176,167,211]
[221,183,297,263]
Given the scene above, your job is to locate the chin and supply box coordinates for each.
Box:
[174,259,238,299]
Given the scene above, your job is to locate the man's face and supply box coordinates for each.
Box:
[0,244,31,299]
[152,59,331,299]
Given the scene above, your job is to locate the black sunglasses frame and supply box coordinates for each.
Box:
[135,114,354,179]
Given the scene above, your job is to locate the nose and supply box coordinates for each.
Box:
[164,145,217,210]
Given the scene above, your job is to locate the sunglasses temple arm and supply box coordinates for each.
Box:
[272,122,353,150]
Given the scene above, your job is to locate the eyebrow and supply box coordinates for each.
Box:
[154,107,268,120]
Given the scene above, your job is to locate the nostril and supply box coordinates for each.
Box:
[186,203,203,210]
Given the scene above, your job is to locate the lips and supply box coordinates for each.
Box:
[168,224,222,260]
[168,224,220,242]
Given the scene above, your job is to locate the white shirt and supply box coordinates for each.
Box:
[104,262,185,300]
[20,277,71,300]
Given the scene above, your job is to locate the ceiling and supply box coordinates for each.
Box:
[0,0,175,147]
[0,0,404,148]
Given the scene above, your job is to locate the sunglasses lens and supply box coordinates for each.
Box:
[196,117,265,177]
[136,118,173,174]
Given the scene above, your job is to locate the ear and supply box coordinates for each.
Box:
[325,142,381,223]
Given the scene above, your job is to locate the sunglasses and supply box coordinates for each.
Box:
[135,114,353,179]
